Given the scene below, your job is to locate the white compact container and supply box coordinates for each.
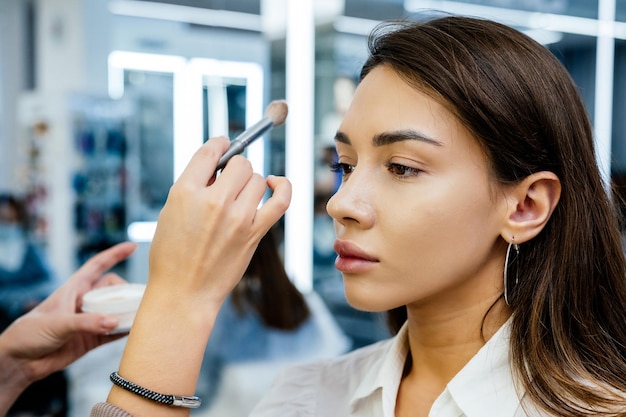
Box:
[82,283,146,333]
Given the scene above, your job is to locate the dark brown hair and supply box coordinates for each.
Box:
[0,193,29,229]
[231,228,310,331]
[366,15,626,416]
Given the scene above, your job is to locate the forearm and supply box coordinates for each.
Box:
[107,285,221,417]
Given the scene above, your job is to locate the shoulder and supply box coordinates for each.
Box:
[250,337,395,417]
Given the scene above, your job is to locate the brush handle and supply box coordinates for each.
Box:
[215,117,273,171]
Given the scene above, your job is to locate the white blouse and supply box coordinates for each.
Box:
[251,321,551,417]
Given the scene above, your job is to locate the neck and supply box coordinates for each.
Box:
[404,295,510,385]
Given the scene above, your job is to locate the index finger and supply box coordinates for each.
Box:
[176,136,230,187]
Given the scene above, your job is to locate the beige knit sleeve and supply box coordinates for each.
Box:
[90,402,135,417]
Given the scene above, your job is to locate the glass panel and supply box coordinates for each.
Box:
[202,76,248,143]
[123,70,174,222]
[616,0,626,22]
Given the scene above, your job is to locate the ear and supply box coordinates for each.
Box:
[501,171,561,244]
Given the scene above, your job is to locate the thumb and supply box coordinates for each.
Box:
[9,313,120,359]
[44,313,120,340]
[68,312,120,335]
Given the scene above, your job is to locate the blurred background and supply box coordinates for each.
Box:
[1,0,625,416]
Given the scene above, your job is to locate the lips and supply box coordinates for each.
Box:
[333,239,379,273]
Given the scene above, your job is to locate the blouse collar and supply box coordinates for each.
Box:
[349,319,524,417]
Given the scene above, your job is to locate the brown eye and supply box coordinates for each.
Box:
[386,163,421,178]
[330,162,355,176]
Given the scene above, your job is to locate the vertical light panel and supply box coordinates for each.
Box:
[187,58,264,176]
[106,50,192,181]
[285,0,315,292]
[594,0,616,188]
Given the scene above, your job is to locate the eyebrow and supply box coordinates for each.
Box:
[334,129,443,147]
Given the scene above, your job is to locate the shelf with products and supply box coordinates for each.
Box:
[72,118,130,265]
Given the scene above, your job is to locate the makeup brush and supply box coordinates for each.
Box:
[216,100,289,171]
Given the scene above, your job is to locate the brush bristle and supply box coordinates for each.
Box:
[265,100,289,126]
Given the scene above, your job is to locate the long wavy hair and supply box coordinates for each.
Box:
[368,15,626,416]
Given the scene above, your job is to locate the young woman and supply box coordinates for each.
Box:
[93,14,626,417]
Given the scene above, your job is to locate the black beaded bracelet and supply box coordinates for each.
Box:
[109,372,201,409]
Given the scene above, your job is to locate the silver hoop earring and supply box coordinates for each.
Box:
[503,240,520,306]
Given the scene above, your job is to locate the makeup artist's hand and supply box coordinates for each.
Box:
[106,136,291,417]
[148,136,292,309]
[0,241,136,415]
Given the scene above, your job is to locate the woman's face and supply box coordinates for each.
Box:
[326,65,509,314]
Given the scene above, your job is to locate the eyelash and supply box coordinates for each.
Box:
[329,162,354,176]
[329,162,421,179]
[384,163,422,178]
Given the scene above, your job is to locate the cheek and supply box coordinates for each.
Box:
[382,185,499,274]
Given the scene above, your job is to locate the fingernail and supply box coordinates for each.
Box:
[101,316,119,328]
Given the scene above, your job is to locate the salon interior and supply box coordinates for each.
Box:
[1,0,626,416]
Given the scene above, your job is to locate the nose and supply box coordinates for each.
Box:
[326,169,375,229]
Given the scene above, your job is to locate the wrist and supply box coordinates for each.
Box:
[120,281,223,367]
[141,281,224,323]
[110,287,220,416]
[0,347,33,414]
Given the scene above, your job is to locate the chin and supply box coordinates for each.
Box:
[343,288,396,313]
